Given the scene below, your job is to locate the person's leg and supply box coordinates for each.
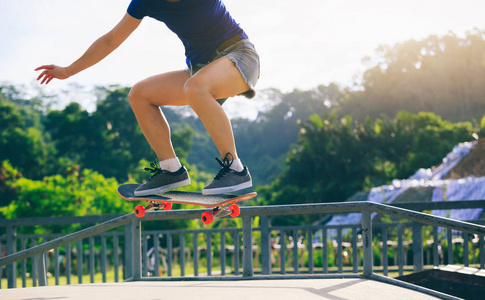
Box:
[184,57,249,159]
[129,70,190,161]
[184,57,253,194]
[129,70,191,196]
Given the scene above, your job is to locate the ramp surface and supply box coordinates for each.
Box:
[0,278,441,300]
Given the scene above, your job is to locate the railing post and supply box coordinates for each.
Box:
[362,207,373,278]
[412,222,423,272]
[180,233,185,277]
[152,234,160,277]
[220,232,225,276]
[113,236,119,282]
[124,222,133,279]
[337,226,343,273]
[101,236,107,282]
[77,240,83,284]
[322,228,327,274]
[280,230,286,275]
[463,233,469,267]
[292,230,299,275]
[397,224,404,277]
[382,226,388,276]
[260,216,271,275]
[206,232,212,276]
[352,226,358,273]
[433,226,439,267]
[193,232,199,276]
[447,228,453,265]
[6,225,17,288]
[66,244,72,284]
[233,231,239,276]
[131,217,142,280]
[36,253,47,286]
[307,227,314,274]
[89,236,95,283]
[167,234,173,277]
[242,216,253,277]
[480,235,484,269]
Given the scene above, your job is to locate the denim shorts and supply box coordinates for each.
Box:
[186,39,260,105]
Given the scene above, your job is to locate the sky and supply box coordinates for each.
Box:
[1,0,485,115]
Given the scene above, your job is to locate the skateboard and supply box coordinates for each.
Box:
[117,183,257,225]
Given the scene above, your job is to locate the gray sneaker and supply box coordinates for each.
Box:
[202,155,252,195]
[134,163,190,196]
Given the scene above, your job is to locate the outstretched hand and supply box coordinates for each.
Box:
[34,65,71,84]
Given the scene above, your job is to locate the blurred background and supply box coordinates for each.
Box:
[1,0,484,227]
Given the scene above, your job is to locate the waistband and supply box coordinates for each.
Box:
[216,35,242,51]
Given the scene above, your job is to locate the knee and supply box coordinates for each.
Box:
[128,82,148,107]
[184,79,210,106]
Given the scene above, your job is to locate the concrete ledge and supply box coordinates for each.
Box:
[0,278,446,300]
[136,274,362,281]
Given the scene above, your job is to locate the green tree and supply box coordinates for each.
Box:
[374,112,475,179]
[45,87,195,182]
[232,86,341,185]
[1,167,130,233]
[342,29,485,122]
[0,161,22,206]
[260,113,379,225]
[260,111,479,225]
[0,97,56,179]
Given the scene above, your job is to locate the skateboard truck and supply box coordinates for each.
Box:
[200,203,240,225]
[134,201,173,218]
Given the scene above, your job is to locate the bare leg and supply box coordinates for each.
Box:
[129,58,249,162]
[128,70,190,161]
[184,57,250,159]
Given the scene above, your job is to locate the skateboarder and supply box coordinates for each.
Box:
[35,0,260,196]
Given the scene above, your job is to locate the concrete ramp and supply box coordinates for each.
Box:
[0,278,442,300]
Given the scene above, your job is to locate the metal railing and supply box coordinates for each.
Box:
[1,201,484,299]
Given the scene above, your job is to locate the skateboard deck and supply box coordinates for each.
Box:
[117,183,257,224]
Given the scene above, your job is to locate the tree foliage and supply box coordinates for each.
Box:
[260,111,478,225]
[341,30,485,122]
[0,95,56,179]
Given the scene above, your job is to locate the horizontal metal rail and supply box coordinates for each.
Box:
[0,214,122,227]
[0,200,481,227]
[0,214,132,267]
[392,199,485,211]
[369,202,485,235]
[140,202,485,235]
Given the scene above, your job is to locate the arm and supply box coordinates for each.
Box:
[35,13,142,84]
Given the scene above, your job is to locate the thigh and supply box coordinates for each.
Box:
[131,70,190,106]
[188,57,250,100]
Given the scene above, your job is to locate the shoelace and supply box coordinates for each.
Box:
[143,162,163,181]
[214,153,234,180]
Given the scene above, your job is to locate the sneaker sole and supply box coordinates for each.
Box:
[134,178,191,197]
[202,181,252,195]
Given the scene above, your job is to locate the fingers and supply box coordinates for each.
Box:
[34,65,54,71]
[36,72,46,81]
[45,75,54,85]
[36,71,54,85]
[35,64,69,84]
[35,65,55,84]
[41,75,54,85]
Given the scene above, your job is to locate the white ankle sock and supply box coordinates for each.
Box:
[160,157,182,172]
[230,158,244,172]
